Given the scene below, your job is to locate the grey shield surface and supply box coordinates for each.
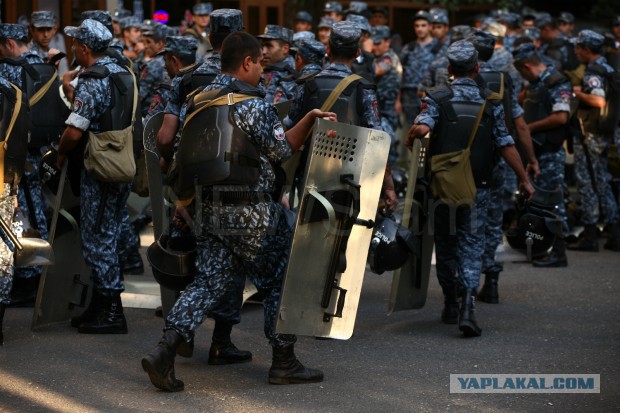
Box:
[388,138,433,314]
[276,119,390,339]
[33,161,92,329]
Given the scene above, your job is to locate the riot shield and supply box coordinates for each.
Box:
[388,138,434,315]
[143,112,167,239]
[276,119,390,339]
[33,160,92,329]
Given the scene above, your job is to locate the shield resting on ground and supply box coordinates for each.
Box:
[33,161,92,329]
[143,112,167,240]
[276,119,390,339]
[387,138,434,314]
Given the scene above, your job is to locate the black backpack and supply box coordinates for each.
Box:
[589,63,620,135]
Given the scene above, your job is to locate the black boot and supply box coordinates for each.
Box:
[603,223,620,252]
[533,238,568,267]
[77,290,128,334]
[441,284,459,324]
[567,224,599,252]
[0,302,6,346]
[208,320,252,365]
[459,288,482,337]
[269,345,323,385]
[8,276,39,307]
[142,329,185,392]
[176,337,194,358]
[477,272,499,304]
[71,289,103,328]
[121,248,144,275]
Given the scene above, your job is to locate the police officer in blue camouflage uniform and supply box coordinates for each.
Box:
[275,39,325,102]
[55,19,135,334]
[0,23,49,306]
[568,30,620,251]
[513,42,573,267]
[142,31,337,392]
[372,25,402,166]
[399,10,441,127]
[184,2,213,58]
[28,11,69,75]
[347,14,375,83]
[256,25,296,104]
[139,23,171,117]
[429,8,450,57]
[407,40,534,337]
[538,16,579,73]
[498,12,522,52]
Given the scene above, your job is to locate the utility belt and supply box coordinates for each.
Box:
[202,189,266,206]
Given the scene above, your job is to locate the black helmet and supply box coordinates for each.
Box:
[39,149,62,194]
[506,203,563,259]
[147,235,197,291]
[368,214,417,274]
[391,167,408,199]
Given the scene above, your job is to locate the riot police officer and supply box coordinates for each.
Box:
[407,40,534,337]
[184,2,213,58]
[256,25,296,104]
[142,31,336,392]
[139,23,171,118]
[55,19,136,334]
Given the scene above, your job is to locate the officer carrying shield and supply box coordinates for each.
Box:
[407,40,534,337]
[142,31,337,392]
[55,19,136,334]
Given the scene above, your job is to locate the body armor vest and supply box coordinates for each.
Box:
[577,63,620,136]
[178,64,217,104]
[545,37,579,71]
[174,84,262,199]
[0,57,69,148]
[523,71,569,153]
[477,71,515,136]
[352,51,375,83]
[427,86,495,188]
[0,83,29,183]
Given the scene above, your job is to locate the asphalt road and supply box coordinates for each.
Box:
[1,243,619,413]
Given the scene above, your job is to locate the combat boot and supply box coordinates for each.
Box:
[567,224,599,252]
[533,238,568,267]
[441,284,459,324]
[176,337,194,358]
[477,272,499,304]
[8,276,39,307]
[208,320,252,365]
[121,248,144,275]
[603,223,620,252]
[142,329,185,392]
[0,302,6,345]
[459,288,482,337]
[269,345,324,385]
[71,289,103,328]
[78,290,128,334]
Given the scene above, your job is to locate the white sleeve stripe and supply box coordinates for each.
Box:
[65,112,90,131]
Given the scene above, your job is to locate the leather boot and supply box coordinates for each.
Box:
[477,272,499,304]
[121,248,144,275]
[603,223,620,252]
[71,289,103,328]
[142,329,185,392]
[459,288,482,337]
[567,224,599,252]
[208,320,252,365]
[441,284,459,324]
[77,290,128,334]
[268,345,324,385]
[0,302,6,346]
[533,238,568,267]
[176,337,194,358]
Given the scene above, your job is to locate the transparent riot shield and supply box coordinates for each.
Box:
[276,119,390,339]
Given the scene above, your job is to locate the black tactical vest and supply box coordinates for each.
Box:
[0,82,29,183]
[178,63,217,105]
[351,51,375,83]
[577,62,620,136]
[0,57,70,148]
[545,37,579,71]
[523,71,569,153]
[477,71,515,136]
[426,86,496,188]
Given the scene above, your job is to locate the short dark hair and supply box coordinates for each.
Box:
[177,53,196,67]
[329,43,358,60]
[0,37,27,47]
[77,38,106,54]
[513,36,533,48]
[221,31,262,73]
[449,63,478,78]
[209,31,230,50]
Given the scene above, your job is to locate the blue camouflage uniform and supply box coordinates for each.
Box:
[0,25,49,282]
[419,55,450,94]
[573,34,619,226]
[276,39,325,103]
[257,25,296,104]
[139,55,170,117]
[63,22,132,293]
[166,73,296,348]
[144,82,173,124]
[415,41,515,292]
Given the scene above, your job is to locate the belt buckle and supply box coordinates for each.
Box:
[227,93,235,105]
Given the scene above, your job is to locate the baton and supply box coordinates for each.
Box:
[0,215,23,251]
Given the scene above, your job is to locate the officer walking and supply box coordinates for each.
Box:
[568,30,620,251]
[407,40,534,337]
[55,19,136,334]
[142,31,336,391]
[513,42,573,267]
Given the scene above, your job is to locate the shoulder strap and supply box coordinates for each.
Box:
[184,92,257,126]
[486,72,505,100]
[466,100,487,150]
[0,83,23,195]
[544,71,569,88]
[426,85,454,105]
[81,65,110,79]
[126,66,138,123]
[320,74,362,112]
[176,62,200,77]
[29,69,58,106]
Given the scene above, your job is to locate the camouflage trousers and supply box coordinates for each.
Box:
[573,136,619,225]
[117,206,141,261]
[482,162,506,274]
[80,170,131,292]
[0,184,16,304]
[432,188,490,290]
[15,152,48,279]
[166,199,296,348]
[535,149,569,235]
[401,89,422,127]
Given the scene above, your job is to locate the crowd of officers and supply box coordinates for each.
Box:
[0,0,619,393]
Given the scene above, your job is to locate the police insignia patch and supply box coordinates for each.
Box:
[587,76,601,89]
[73,97,83,114]
[559,89,572,103]
[274,123,285,141]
